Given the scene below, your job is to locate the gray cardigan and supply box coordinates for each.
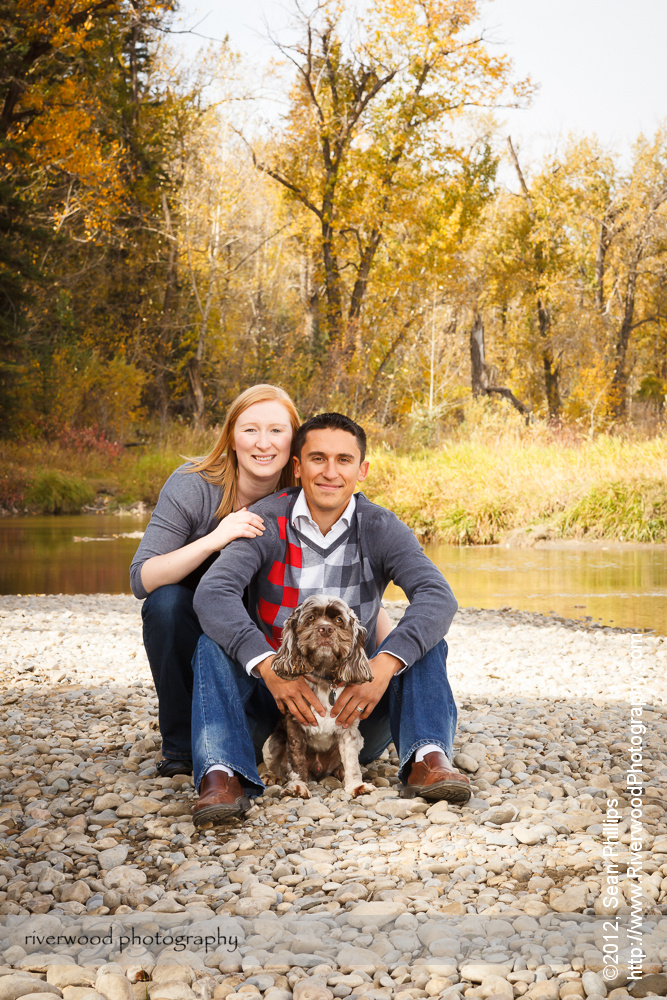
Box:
[194,488,458,670]
[130,464,223,600]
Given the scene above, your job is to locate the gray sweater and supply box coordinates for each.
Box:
[194,488,458,670]
[130,464,223,600]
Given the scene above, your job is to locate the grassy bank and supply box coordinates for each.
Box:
[368,436,667,543]
[2,430,666,544]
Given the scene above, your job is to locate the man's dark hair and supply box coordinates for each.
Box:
[294,412,367,462]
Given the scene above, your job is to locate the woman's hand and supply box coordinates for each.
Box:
[140,508,264,593]
[207,508,265,551]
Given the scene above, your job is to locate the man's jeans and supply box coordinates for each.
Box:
[192,634,457,794]
[142,584,202,761]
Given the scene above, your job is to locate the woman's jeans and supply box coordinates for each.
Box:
[141,584,202,761]
[191,634,457,794]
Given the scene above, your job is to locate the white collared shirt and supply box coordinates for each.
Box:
[245,492,357,676]
[291,490,356,548]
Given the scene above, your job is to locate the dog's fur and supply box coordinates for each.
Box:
[262,596,375,798]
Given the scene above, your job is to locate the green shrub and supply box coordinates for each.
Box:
[116,452,185,505]
[558,480,667,542]
[25,471,96,514]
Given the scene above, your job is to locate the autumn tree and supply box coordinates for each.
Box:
[0,0,212,436]
[248,0,529,407]
[592,131,667,419]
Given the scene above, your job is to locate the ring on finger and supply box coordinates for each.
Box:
[355,705,364,713]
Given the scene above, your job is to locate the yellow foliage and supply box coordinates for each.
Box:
[45,349,147,439]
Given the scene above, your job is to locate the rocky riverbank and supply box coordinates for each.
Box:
[1,597,666,1000]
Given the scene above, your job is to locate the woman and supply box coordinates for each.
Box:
[131,383,393,778]
[130,384,301,776]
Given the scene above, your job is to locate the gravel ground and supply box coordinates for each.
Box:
[1,596,666,1000]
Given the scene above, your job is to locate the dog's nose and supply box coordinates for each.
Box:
[318,624,334,637]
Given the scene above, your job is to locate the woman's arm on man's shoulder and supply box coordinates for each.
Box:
[130,468,264,598]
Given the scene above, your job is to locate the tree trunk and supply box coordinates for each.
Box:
[537,298,561,420]
[469,312,531,418]
[508,138,561,421]
[348,228,382,325]
[608,260,639,419]
[321,188,343,346]
[300,257,319,345]
[470,313,488,396]
[154,193,178,428]
[188,356,205,429]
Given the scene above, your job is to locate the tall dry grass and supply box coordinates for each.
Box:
[2,405,666,543]
[365,429,667,543]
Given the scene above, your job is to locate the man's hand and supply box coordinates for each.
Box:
[258,655,326,726]
[331,651,403,727]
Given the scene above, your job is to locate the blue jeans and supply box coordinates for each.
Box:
[191,634,457,794]
[142,584,202,761]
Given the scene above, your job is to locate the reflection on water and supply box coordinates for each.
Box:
[0,516,143,598]
[1,516,666,634]
[386,543,667,633]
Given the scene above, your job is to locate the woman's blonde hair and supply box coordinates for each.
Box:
[186,384,300,519]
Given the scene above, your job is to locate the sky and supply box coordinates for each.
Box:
[170,0,667,172]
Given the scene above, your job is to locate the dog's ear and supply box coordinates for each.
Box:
[337,616,373,685]
[272,606,308,678]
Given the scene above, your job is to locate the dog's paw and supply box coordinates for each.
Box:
[284,780,311,799]
[263,771,281,786]
[348,782,375,798]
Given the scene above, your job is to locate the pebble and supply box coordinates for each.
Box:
[0,596,666,998]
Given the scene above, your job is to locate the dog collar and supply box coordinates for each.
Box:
[305,674,340,706]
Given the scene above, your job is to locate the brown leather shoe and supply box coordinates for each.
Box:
[192,770,251,827]
[400,751,471,804]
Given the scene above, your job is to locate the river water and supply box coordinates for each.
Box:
[1,515,665,633]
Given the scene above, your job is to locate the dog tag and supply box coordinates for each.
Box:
[328,689,337,706]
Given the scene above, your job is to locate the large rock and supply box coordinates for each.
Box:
[513,824,553,845]
[480,976,513,999]
[347,901,407,928]
[548,885,588,913]
[13,995,65,1000]
[102,866,148,890]
[480,805,518,826]
[292,981,333,1000]
[581,972,606,997]
[150,970,194,987]
[47,971,94,990]
[95,974,133,1000]
[0,980,62,1000]
[460,965,512,984]
[527,983,559,1000]
[60,881,91,904]
[373,800,414,819]
[336,947,384,975]
[629,974,667,998]
[234,897,274,917]
[453,753,479,773]
[147,986,195,1000]
[92,794,124,812]
[62,991,106,1000]
[426,801,451,822]
[97,845,129,870]
[299,848,337,863]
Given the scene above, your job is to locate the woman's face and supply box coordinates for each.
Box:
[232,400,293,486]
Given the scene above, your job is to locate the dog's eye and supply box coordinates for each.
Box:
[334,616,344,625]
[307,614,315,622]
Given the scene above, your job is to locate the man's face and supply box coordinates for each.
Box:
[293,428,369,518]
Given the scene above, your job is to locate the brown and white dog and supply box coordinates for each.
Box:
[262,595,375,799]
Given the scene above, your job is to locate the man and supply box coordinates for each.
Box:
[191,412,470,825]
